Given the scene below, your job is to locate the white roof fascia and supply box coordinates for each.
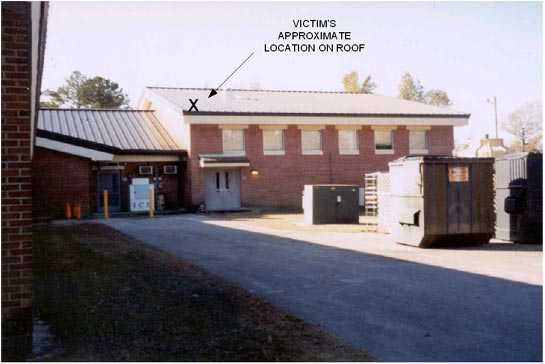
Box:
[35,137,114,161]
[183,114,468,126]
[113,155,180,162]
[199,161,250,168]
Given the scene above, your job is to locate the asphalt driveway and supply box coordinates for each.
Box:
[102,214,542,361]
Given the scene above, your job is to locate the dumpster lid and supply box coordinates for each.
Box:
[496,152,543,161]
[306,184,360,187]
[390,155,495,166]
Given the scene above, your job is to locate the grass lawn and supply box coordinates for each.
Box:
[33,223,373,361]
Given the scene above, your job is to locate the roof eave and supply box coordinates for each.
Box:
[36,129,187,156]
[182,111,470,118]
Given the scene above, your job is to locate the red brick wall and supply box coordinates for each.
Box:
[189,124,454,209]
[1,1,33,357]
[32,153,184,218]
[32,147,92,220]
[428,125,455,155]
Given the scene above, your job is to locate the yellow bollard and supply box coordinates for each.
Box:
[103,190,109,219]
[148,188,155,218]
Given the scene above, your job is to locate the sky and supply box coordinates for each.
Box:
[42,1,542,145]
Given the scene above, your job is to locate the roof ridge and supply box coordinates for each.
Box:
[39,108,156,112]
[145,86,366,95]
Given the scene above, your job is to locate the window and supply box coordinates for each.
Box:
[338,129,359,154]
[222,129,245,155]
[409,130,428,153]
[301,130,322,154]
[375,130,393,151]
[263,129,284,154]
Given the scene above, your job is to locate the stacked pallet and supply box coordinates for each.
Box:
[364,174,378,216]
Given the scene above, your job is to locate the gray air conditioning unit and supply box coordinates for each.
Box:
[163,165,178,175]
[138,165,153,175]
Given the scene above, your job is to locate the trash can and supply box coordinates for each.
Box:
[495,152,542,244]
[303,185,359,224]
[388,156,495,247]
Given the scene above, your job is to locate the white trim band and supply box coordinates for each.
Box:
[185,114,468,126]
[36,137,114,161]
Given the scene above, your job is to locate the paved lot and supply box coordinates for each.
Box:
[102,214,542,361]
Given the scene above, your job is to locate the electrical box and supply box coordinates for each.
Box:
[130,178,154,212]
[303,184,359,225]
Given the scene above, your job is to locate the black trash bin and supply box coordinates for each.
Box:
[495,152,543,244]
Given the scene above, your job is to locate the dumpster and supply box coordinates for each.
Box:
[495,152,542,244]
[388,156,495,247]
[303,184,359,224]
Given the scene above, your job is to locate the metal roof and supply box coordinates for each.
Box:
[37,109,183,154]
[146,87,470,118]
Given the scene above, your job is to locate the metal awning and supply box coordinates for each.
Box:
[199,154,250,168]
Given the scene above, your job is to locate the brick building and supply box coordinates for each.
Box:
[1,1,48,359]
[33,88,469,217]
[33,109,186,221]
[138,87,469,210]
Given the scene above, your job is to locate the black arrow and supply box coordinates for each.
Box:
[208,52,255,98]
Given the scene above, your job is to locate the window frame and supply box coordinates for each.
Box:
[262,129,285,155]
[301,129,323,155]
[338,128,360,155]
[409,129,429,154]
[222,128,245,156]
[374,130,394,153]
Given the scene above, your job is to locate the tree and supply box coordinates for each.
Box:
[42,71,129,109]
[398,72,452,107]
[424,89,451,106]
[503,101,542,152]
[342,71,376,94]
[39,98,60,108]
[398,72,424,102]
[360,75,377,94]
[343,71,360,93]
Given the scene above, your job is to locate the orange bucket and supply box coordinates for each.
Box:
[65,202,72,219]
[73,203,81,220]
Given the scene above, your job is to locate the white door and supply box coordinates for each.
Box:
[205,169,241,211]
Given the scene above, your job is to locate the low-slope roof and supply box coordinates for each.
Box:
[146,87,469,118]
[37,108,183,154]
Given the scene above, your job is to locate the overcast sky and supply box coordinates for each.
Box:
[42,1,542,144]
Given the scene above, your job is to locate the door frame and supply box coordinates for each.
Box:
[96,169,121,212]
[204,168,242,211]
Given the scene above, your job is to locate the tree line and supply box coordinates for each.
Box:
[41,71,129,109]
[342,71,451,106]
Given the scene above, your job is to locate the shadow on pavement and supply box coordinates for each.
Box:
[102,215,543,362]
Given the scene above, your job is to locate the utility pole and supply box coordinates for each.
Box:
[487,96,499,138]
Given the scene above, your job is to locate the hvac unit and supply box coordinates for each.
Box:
[163,165,178,175]
[138,165,153,175]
